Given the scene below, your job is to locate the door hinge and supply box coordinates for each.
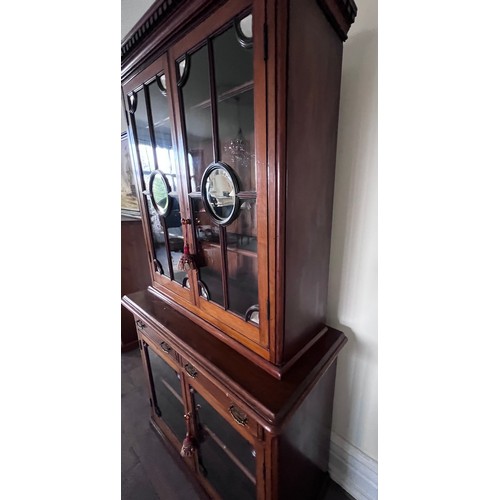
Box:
[263,23,268,61]
[266,299,270,321]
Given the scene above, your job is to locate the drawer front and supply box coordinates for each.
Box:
[135,316,179,364]
[180,357,260,441]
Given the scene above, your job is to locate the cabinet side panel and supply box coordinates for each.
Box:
[283,0,344,361]
[277,359,337,499]
[121,218,151,350]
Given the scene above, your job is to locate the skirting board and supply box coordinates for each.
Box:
[328,432,378,500]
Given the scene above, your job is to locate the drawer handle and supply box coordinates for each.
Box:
[160,341,172,353]
[185,364,198,378]
[229,405,248,426]
[136,320,146,330]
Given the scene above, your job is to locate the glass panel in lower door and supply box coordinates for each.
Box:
[147,346,186,443]
[192,389,256,500]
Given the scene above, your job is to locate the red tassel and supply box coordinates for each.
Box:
[180,434,195,457]
[178,244,195,271]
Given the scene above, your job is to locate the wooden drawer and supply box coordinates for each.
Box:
[180,356,260,442]
[135,316,179,364]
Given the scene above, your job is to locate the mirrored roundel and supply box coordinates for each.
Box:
[201,162,240,225]
[149,170,171,216]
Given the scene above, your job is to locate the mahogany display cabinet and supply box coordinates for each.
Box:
[121,0,357,498]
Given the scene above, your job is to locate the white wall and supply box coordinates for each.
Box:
[121,0,156,40]
[326,0,378,494]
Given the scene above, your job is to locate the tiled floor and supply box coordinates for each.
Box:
[122,348,354,500]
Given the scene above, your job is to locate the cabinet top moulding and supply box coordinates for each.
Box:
[121,0,357,81]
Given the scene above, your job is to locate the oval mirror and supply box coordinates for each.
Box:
[149,170,171,215]
[201,163,240,225]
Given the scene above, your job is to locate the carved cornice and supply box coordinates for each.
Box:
[317,0,358,41]
[121,0,358,79]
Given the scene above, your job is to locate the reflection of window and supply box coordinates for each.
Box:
[188,152,195,191]
[139,142,177,190]
[207,169,235,207]
[138,142,155,175]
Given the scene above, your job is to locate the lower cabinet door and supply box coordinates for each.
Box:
[146,344,187,444]
[191,388,257,500]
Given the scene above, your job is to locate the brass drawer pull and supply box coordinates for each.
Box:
[185,363,198,378]
[136,319,146,330]
[229,405,248,426]
[160,341,172,353]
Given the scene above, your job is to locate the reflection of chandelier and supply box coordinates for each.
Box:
[223,96,253,168]
[224,127,251,168]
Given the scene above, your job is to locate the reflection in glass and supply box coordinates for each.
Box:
[249,310,259,324]
[213,24,255,191]
[238,14,253,40]
[148,347,186,443]
[133,85,187,284]
[179,59,186,77]
[203,166,238,223]
[150,172,170,214]
[227,251,258,319]
[158,74,167,94]
[165,194,187,284]
[134,89,170,277]
[192,197,224,307]
[183,277,210,300]
[226,198,258,318]
[149,79,177,190]
[181,45,213,192]
[194,389,256,500]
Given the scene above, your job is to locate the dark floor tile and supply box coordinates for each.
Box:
[122,444,140,476]
[320,481,356,500]
[122,460,161,500]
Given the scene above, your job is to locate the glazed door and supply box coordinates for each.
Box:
[169,0,269,349]
[123,57,194,304]
[142,339,189,447]
[189,386,258,500]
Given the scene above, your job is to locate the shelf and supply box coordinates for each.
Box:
[202,424,256,485]
[199,239,257,258]
[190,80,253,111]
[160,377,183,404]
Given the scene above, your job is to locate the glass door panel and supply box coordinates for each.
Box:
[181,45,214,193]
[177,11,260,327]
[147,346,187,443]
[192,197,225,307]
[133,88,171,277]
[226,198,258,318]
[129,72,188,286]
[149,78,187,284]
[192,389,256,500]
[213,23,255,192]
